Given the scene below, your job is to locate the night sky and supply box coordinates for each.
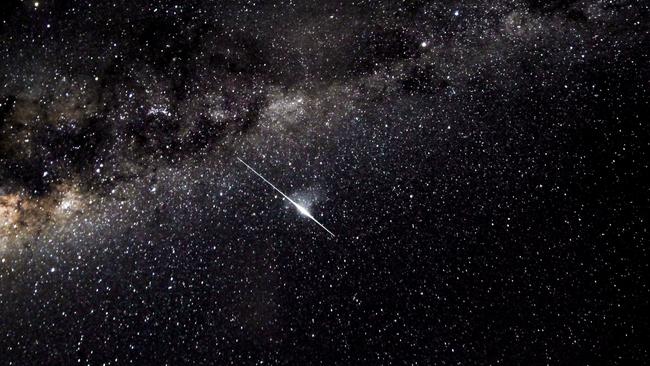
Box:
[0,0,648,364]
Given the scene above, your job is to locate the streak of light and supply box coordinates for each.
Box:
[237,158,335,237]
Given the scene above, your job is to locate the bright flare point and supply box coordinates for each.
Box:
[296,204,311,217]
[238,158,335,237]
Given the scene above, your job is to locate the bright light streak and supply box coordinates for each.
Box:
[238,158,335,237]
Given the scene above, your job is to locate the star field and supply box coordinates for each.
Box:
[0,0,648,364]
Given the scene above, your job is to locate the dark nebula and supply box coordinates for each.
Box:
[0,0,648,364]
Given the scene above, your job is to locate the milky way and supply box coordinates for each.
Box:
[0,0,648,364]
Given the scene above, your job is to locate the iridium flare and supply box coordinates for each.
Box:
[237,158,335,237]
